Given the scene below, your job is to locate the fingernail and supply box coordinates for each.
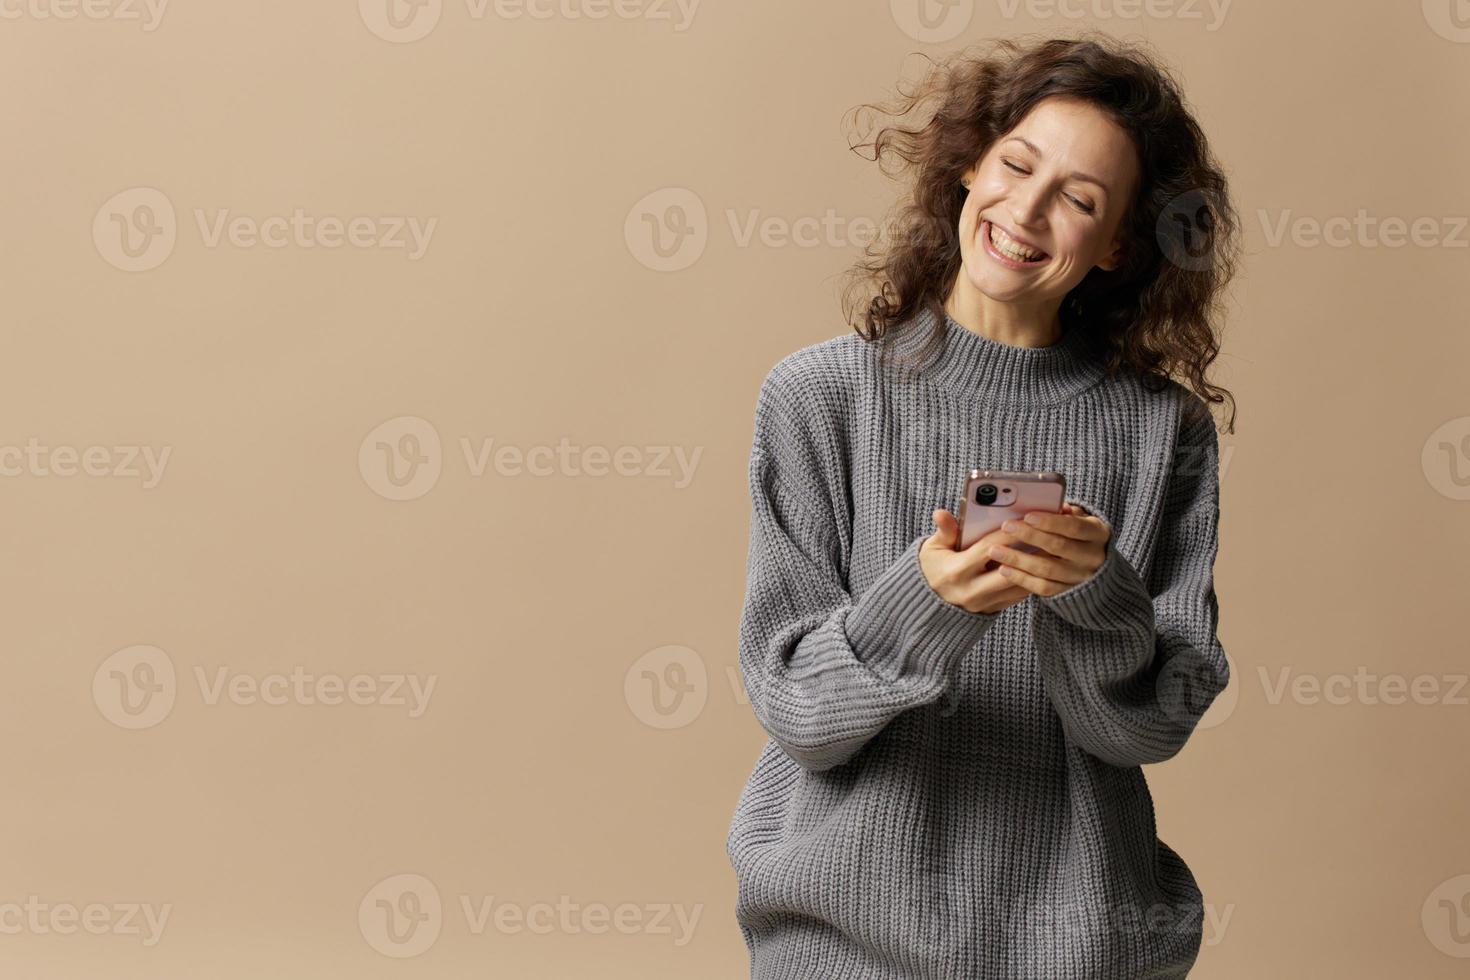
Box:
[1024,512,1042,524]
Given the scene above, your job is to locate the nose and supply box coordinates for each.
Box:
[1006,182,1048,230]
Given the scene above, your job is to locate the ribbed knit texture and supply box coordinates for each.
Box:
[726,306,1229,979]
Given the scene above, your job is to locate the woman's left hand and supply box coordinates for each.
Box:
[986,503,1112,597]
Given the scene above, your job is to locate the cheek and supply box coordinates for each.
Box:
[976,169,1006,193]
[958,201,982,249]
[1054,224,1101,260]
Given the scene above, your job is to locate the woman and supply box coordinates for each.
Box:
[726,34,1240,979]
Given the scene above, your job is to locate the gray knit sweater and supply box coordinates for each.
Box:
[726,305,1229,979]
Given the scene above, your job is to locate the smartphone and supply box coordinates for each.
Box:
[954,469,1067,555]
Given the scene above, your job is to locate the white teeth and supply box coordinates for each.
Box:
[988,222,1044,262]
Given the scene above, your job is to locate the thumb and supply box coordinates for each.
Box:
[930,508,960,551]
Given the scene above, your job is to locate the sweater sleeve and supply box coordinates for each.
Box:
[736,369,1002,772]
[1030,400,1230,768]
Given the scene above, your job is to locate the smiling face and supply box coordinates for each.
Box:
[955,96,1140,317]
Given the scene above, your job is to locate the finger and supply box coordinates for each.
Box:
[974,524,1049,555]
[994,562,1074,597]
[968,526,1046,575]
[998,517,1089,562]
[960,569,1031,609]
[980,563,1037,599]
[930,509,961,552]
[1019,508,1109,542]
[988,542,1089,586]
[990,581,1033,604]
[962,528,1028,574]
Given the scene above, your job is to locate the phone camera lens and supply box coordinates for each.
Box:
[976,483,997,505]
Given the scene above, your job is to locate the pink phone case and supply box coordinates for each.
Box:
[955,470,1067,553]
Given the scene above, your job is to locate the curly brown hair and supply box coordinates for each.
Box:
[840,32,1240,433]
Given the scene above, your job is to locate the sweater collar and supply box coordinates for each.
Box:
[891,305,1106,406]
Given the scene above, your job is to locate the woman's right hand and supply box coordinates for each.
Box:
[918,508,1033,615]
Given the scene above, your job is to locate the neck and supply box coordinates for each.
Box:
[889,304,1105,407]
[943,276,1064,349]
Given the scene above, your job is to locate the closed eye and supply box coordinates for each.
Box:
[1002,160,1096,214]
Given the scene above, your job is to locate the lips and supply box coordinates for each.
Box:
[981,219,1050,266]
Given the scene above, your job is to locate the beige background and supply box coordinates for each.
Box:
[2,1,1468,977]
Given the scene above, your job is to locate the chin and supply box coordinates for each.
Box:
[963,261,1023,301]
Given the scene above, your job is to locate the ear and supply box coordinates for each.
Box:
[1096,235,1125,272]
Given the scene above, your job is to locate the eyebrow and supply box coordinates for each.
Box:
[1002,137,1110,193]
